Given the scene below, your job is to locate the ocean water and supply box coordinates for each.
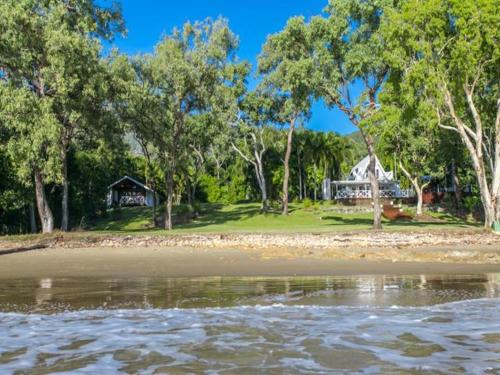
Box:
[0,275,499,374]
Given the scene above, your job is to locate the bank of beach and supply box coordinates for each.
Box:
[1,230,500,279]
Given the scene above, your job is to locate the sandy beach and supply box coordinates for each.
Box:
[1,230,500,278]
[0,244,499,279]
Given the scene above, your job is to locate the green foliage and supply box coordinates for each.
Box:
[302,198,313,209]
[199,172,247,205]
[0,148,31,234]
[380,0,500,224]
[0,0,494,233]
[199,175,224,203]
[0,0,125,231]
[463,196,481,215]
[258,16,316,120]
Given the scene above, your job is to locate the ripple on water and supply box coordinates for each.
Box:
[0,299,499,374]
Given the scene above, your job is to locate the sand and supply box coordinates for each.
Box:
[0,245,499,279]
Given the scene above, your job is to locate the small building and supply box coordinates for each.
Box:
[107,176,157,208]
[332,156,414,203]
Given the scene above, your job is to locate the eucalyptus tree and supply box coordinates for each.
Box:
[378,101,442,216]
[0,84,60,233]
[259,17,316,215]
[110,53,163,225]
[126,19,245,230]
[380,0,499,227]
[230,92,276,211]
[309,0,395,229]
[0,0,124,232]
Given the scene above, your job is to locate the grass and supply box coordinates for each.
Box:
[90,202,482,235]
[1,203,481,243]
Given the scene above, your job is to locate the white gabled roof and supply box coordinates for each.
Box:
[348,155,393,182]
[108,176,154,192]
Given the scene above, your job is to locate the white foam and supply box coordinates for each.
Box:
[0,298,499,373]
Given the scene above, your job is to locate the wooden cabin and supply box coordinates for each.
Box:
[107,176,157,208]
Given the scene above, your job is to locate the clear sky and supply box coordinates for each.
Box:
[110,0,357,135]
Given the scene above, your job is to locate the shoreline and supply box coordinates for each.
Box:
[1,230,500,279]
[1,230,500,265]
[0,245,499,279]
[1,228,498,250]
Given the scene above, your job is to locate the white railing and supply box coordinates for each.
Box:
[336,190,372,199]
[335,189,415,199]
[119,193,146,206]
[398,189,415,198]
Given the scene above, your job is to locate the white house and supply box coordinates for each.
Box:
[332,155,413,201]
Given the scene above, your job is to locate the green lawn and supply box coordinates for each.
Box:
[91,202,482,234]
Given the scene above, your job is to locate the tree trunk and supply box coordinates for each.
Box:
[313,163,318,202]
[34,170,54,234]
[29,201,37,233]
[61,148,69,232]
[416,186,424,216]
[441,86,495,228]
[254,161,268,211]
[399,162,427,217]
[282,118,296,215]
[298,155,303,201]
[165,169,174,230]
[152,191,157,227]
[365,136,382,229]
[451,161,463,210]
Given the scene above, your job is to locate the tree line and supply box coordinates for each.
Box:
[0,0,498,233]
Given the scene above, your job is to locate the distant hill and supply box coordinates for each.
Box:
[344,131,366,162]
[345,130,364,145]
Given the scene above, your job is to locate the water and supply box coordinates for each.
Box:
[0,275,499,374]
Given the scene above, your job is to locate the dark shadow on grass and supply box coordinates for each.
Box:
[176,204,282,230]
[95,204,283,232]
[321,215,474,228]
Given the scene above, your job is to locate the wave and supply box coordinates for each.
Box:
[1,298,499,374]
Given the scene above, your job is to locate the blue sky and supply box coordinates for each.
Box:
[110,0,357,135]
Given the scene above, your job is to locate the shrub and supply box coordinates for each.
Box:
[199,175,223,203]
[463,196,481,214]
[303,198,313,209]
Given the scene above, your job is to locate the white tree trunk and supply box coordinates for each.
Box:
[399,162,428,217]
[364,135,382,229]
[440,86,497,228]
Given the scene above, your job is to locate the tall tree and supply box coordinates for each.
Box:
[310,0,395,229]
[381,0,499,227]
[0,0,124,232]
[0,84,60,233]
[230,92,276,211]
[259,17,315,215]
[119,19,246,230]
[378,101,442,216]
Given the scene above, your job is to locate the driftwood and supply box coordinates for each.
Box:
[0,243,48,256]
